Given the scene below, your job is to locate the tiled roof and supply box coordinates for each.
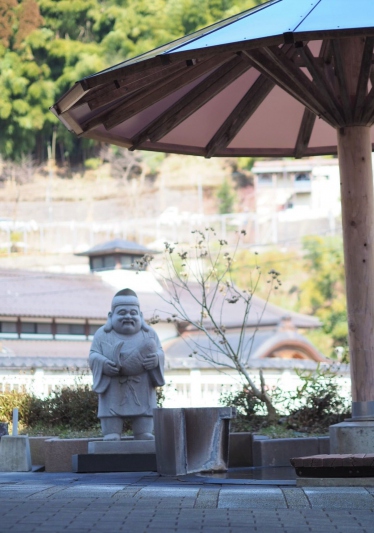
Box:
[76,239,156,257]
[0,269,113,319]
[162,328,328,366]
[0,268,320,328]
[0,339,91,358]
[0,338,342,372]
[152,280,321,329]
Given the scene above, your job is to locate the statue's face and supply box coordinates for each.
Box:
[110,304,142,335]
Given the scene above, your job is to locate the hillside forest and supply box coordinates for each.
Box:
[0,0,265,164]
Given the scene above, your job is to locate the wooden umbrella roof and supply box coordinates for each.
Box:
[52,0,374,158]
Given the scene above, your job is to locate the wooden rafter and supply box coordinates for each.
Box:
[298,44,345,125]
[130,54,252,149]
[80,55,233,133]
[354,37,374,122]
[244,48,338,127]
[84,62,189,111]
[319,40,333,65]
[263,46,340,125]
[361,86,374,125]
[103,54,234,131]
[330,39,353,122]
[294,108,316,158]
[204,75,274,158]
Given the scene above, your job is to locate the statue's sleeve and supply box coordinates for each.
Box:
[89,330,111,394]
[148,329,165,387]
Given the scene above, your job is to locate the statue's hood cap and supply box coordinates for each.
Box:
[111,288,140,309]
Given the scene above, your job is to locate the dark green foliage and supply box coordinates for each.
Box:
[298,236,348,359]
[0,385,98,430]
[0,383,166,433]
[219,387,266,432]
[216,179,236,214]
[0,0,267,163]
[220,366,351,434]
[285,366,351,433]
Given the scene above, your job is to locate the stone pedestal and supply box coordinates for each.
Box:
[330,421,374,453]
[88,440,155,454]
[154,407,236,476]
[0,435,32,472]
[73,439,157,472]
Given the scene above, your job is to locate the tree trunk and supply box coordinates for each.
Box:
[337,125,374,404]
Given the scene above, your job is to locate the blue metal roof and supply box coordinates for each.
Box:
[82,0,374,83]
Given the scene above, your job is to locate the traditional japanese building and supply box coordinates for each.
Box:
[0,239,343,406]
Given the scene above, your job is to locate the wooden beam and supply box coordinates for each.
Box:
[361,87,374,125]
[298,44,345,125]
[320,39,333,64]
[294,108,316,158]
[54,83,89,114]
[205,75,274,158]
[101,54,234,132]
[331,39,353,122]
[354,37,374,122]
[244,48,338,126]
[80,55,233,133]
[263,45,340,125]
[130,54,251,149]
[84,62,189,111]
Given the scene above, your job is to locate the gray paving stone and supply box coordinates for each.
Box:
[218,487,287,509]
[194,487,220,509]
[304,487,374,509]
[281,487,311,508]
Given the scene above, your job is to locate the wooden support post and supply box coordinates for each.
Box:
[337,125,374,405]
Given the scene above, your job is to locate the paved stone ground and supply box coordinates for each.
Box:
[0,472,374,532]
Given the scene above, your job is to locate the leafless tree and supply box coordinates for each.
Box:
[143,228,281,422]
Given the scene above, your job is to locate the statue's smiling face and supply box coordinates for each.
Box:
[111,304,142,335]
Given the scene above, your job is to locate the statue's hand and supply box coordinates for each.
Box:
[103,360,120,377]
[142,352,158,370]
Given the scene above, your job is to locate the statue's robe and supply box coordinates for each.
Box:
[89,326,165,418]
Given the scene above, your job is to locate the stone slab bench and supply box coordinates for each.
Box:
[291,454,374,478]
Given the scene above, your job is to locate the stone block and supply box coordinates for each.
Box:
[72,453,157,473]
[29,436,54,466]
[330,421,374,453]
[229,433,253,467]
[0,435,32,471]
[44,438,98,472]
[153,408,187,476]
[253,437,320,467]
[88,440,155,454]
[154,407,236,476]
[318,436,330,454]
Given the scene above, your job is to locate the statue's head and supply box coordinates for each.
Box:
[104,288,149,335]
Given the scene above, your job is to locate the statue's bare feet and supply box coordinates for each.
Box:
[103,433,121,441]
[134,432,154,440]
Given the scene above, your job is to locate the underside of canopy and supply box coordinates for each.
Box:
[52,0,374,158]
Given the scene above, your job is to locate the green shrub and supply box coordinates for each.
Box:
[219,387,268,432]
[0,385,99,431]
[284,366,351,433]
[0,383,166,434]
[220,366,351,435]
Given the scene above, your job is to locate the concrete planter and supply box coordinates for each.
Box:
[28,432,330,472]
[228,433,330,468]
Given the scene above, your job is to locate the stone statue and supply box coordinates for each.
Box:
[89,288,165,440]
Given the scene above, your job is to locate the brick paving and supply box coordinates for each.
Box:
[0,472,373,532]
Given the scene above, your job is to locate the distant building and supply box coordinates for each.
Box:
[0,239,346,406]
[252,158,341,216]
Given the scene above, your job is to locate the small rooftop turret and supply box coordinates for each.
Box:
[76,239,156,272]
